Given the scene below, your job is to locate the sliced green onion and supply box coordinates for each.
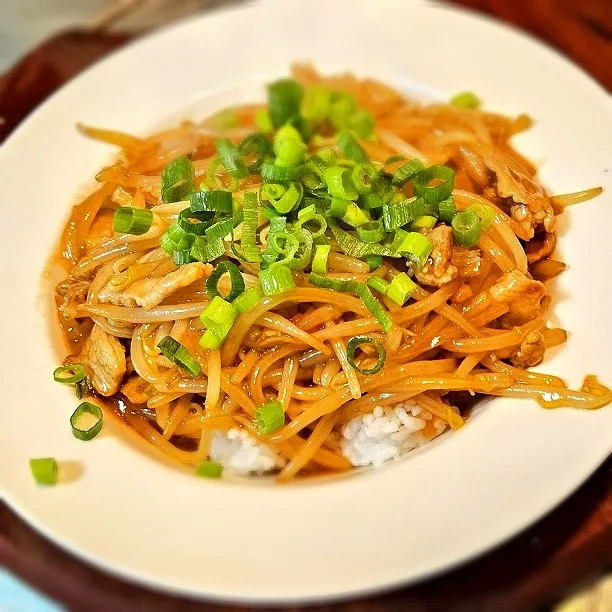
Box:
[196,460,224,478]
[385,155,406,165]
[346,336,386,375]
[382,197,425,231]
[351,163,378,194]
[206,261,245,302]
[199,329,222,350]
[348,109,375,138]
[178,208,213,235]
[337,130,369,163]
[360,192,385,210]
[53,364,86,384]
[199,297,238,342]
[288,228,314,271]
[254,400,285,435]
[301,85,331,123]
[233,286,263,314]
[438,197,457,224]
[392,159,425,187]
[189,190,233,213]
[255,108,273,134]
[326,198,349,218]
[239,133,271,173]
[450,91,481,109]
[260,265,295,295]
[207,156,239,191]
[161,232,177,255]
[270,231,299,265]
[466,202,494,228]
[269,181,302,214]
[452,210,482,247]
[412,215,437,229]
[261,161,303,182]
[262,215,288,267]
[274,124,306,167]
[329,92,356,130]
[158,336,202,377]
[311,244,331,274]
[113,207,153,236]
[29,458,58,486]
[261,183,287,205]
[173,249,193,265]
[167,223,187,243]
[387,272,417,306]
[205,215,241,240]
[323,167,358,201]
[297,214,327,239]
[70,401,104,441]
[191,236,225,263]
[215,138,248,180]
[162,156,195,203]
[396,231,434,266]
[241,192,262,262]
[356,220,385,243]
[267,79,303,128]
[75,376,93,400]
[329,220,400,258]
[309,273,392,332]
[366,275,389,294]
[365,255,383,271]
[210,107,238,130]
[413,165,455,204]
[342,202,370,228]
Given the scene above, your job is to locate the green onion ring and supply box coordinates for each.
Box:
[53,364,86,384]
[70,402,104,441]
[346,336,387,375]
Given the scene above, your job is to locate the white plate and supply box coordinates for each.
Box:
[1,0,611,604]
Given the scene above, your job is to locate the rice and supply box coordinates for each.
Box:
[341,402,447,467]
[209,428,285,475]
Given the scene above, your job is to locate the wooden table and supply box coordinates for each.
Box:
[1,2,611,610]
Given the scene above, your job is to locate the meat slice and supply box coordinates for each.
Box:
[476,145,555,239]
[414,225,458,287]
[83,325,127,396]
[98,262,211,310]
[56,277,91,319]
[450,247,483,279]
[490,270,546,326]
[510,330,546,368]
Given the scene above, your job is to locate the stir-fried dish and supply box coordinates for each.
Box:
[46,65,610,484]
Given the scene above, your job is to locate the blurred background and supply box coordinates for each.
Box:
[0,0,238,72]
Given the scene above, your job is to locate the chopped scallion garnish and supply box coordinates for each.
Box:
[386,272,417,306]
[413,165,455,204]
[254,400,285,435]
[113,207,153,236]
[53,364,86,384]
[206,261,245,302]
[161,156,195,203]
[452,210,482,247]
[196,460,224,479]
[346,336,386,375]
[157,336,202,377]
[312,244,331,274]
[199,297,238,345]
[70,401,104,441]
[233,286,263,314]
[29,458,58,486]
[259,265,296,295]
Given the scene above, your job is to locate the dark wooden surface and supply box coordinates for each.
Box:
[1,2,611,610]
